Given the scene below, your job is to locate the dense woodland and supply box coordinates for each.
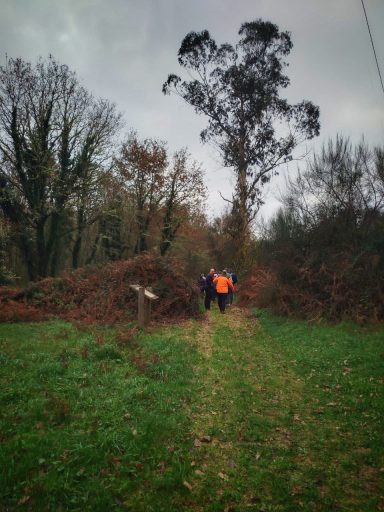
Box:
[1,20,383,322]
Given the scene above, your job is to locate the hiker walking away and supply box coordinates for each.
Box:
[213,270,235,314]
[198,273,206,295]
[211,271,218,303]
[226,269,233,306]
[204,268,216,310]
[227,269,237,305]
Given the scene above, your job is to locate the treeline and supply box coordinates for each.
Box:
[2,42,383,325]
[0,57,210,283]
[253,136,384,322]
[1,20,322,284]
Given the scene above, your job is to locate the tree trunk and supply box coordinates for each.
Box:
[36,217,48,278]
[135,210,148,254]
[72,208,85,269]
[19,230,37,281]
[86,232,101,265]
[72,232,82,269]
[48,211,64,277]
[233,161,250,267]
[160,204,173,256]
[160,209,180,256]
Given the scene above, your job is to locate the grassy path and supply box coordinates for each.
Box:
[184,307,383,512]
[184,306,306,510]
[184,308,384,511]
[0,307,383,511]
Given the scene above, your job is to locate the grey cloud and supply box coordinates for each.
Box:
[1,0,383,219]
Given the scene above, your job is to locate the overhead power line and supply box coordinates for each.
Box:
[360,0,384,100]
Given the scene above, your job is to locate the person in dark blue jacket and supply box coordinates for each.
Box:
[204,268,216,310]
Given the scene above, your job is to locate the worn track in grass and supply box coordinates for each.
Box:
[1,308,383,511]
[177,305,384,511]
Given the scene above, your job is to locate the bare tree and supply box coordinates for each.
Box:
[71,99,122,269]
[285,136,384,231]
[0,56,121,278]
[160,148,206,256]
[259,136,384,321]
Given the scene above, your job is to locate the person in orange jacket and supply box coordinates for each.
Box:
[213,270,235,314]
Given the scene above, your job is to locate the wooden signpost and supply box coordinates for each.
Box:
[129,285,159,328]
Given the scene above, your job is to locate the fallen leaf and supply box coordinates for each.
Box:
[200,435,212,443]
[290,485,302,496]
[248,496,261,504]
[218,472,229,480]
[111,456,122,466]
[195,469,205,476]
[255,452,261,460]
[59,450,70,461]
[194,439,202,448]
[17,496,30,505]
[183,480,193,491]
[355,447,371,455]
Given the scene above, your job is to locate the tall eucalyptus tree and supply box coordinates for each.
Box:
[163,19,320,263]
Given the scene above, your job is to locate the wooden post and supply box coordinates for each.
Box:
[145,299,151,325]
[138,286,145,328]
[130,284,159,329]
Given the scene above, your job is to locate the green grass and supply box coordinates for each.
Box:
[0,310,383,511]
[0,321,199,511]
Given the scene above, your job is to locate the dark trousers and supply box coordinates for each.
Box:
[217,292,228,313]
[204,289,213,310]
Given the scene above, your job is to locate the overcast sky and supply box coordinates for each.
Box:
[1,0,383,220]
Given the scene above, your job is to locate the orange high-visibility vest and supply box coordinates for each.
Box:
[213,276,235,293]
